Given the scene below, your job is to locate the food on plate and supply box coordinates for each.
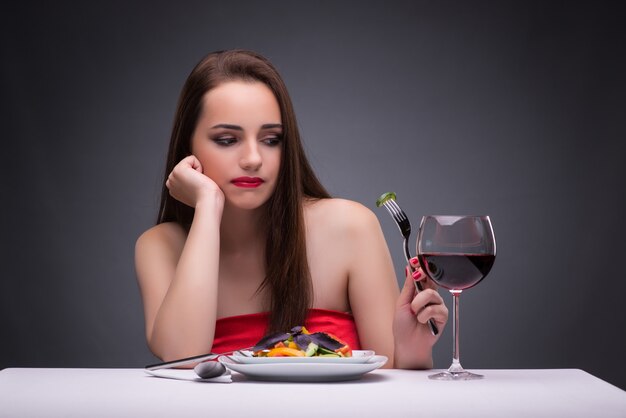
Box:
[251,326,352,357]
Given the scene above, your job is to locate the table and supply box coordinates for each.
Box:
[1,368,624,417]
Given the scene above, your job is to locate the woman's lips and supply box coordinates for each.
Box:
[231,177,264,188]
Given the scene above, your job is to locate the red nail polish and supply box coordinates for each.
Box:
[412,270,422,280]
[405,266,410,276]
[410,257,418,267]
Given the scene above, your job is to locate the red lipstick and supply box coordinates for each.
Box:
[231,177,264,188]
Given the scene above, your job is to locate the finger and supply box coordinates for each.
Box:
[178,155,193,166]
[410,263,438,290]
[417,304,449,325]
[410,289,444,315]
[420,276,439,291]
[398,266,416,307]
[188,155,203,172]
[411,266,425,282]
[411,266,440,296]
[408,257,427,284]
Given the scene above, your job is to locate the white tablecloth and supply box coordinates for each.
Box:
[0,368,624,417]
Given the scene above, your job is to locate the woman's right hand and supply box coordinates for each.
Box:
[166,155,224,208]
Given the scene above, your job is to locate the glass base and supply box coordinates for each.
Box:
[429,360,484,380]
[428,370,484,380]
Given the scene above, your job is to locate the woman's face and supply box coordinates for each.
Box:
[191,80,283,210]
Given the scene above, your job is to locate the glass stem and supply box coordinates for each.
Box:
[449,290,463,373]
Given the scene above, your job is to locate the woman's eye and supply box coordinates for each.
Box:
[262,135,282,146]
[212,136,237,146]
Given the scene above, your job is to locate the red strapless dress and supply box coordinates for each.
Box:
[211,308,361,353]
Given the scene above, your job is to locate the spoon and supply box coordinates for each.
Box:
[193,361,228,379]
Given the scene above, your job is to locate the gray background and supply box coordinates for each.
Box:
[2,1,625,390]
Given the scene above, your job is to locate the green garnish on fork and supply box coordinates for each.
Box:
[375,192,397,208]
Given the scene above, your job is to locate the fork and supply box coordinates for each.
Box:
[145,348,252,371]
[377,194,439,336]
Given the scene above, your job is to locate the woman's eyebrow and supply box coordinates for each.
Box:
[211,123,243,130]
[210,123,282,130]
[261,123,283,130]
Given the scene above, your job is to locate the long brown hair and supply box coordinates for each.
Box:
[157,50,330,333]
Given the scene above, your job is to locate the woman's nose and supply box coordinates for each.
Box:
[240,141,262,170]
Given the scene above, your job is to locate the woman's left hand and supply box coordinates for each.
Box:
[393,257,448,369]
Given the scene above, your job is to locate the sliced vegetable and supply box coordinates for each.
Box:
[308,332,344,352]
[266,347,305,357]
[293,333,313,350]
[316,346,338,356]
[251,332,290,352]
[375,192,397,207]
[336,344,351,356]
[304,342,319,357]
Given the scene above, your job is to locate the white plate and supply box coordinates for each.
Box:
[229,350,376,364]
[145,368,232,383]
[218,355,387,382]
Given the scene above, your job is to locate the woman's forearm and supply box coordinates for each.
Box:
[149,198,222,360]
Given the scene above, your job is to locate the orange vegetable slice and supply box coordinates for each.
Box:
[266,347,305,357]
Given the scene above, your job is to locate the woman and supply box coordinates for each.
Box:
[135,49,447,368]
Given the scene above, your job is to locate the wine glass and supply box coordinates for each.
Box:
[417,215,496,380]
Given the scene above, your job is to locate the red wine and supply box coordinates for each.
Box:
[418,253,495,290]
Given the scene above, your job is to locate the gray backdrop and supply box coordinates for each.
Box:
[2,1,625,390]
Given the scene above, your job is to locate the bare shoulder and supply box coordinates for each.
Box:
[304,198,381,236]
[135,222,187,259]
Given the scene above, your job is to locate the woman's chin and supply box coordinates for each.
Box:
[223,196,270,212]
